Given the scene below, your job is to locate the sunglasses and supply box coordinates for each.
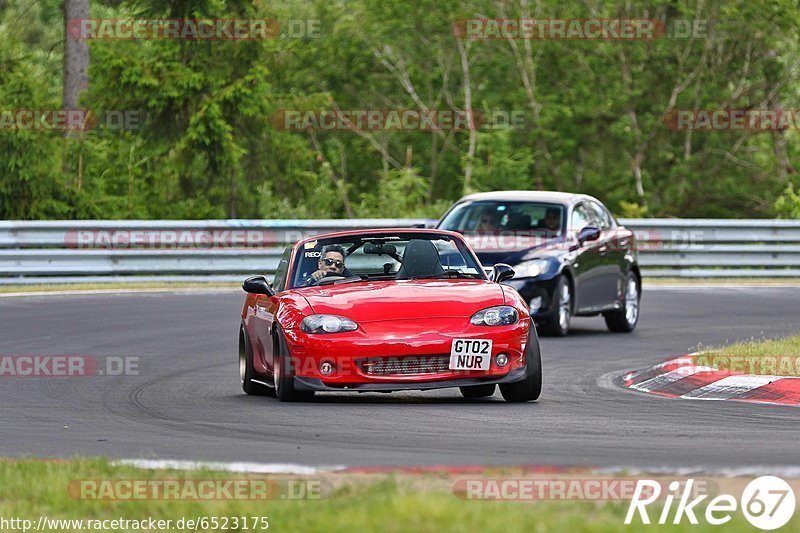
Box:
[322,258,344,268]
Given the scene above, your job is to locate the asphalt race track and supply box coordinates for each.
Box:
[1,286,799,472]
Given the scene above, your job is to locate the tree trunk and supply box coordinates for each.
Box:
[457,38,475,195]
[428,132,438,200]
[229,174,237,218]
[63,0,90,111]
[632,151,645,198]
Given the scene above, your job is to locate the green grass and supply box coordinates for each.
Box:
[704,335,800,358]
[695,335,800,376]
[0,459,795,532]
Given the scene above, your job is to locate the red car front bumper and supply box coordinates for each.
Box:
[282,317,531,391]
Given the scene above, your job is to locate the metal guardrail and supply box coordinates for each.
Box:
[622,219,800,277]
[0,220,428,284]
[0,218,798,283]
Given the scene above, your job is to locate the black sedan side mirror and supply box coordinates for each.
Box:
[577,226,601,244]
[491,263,516,283]
[242,275,274,296]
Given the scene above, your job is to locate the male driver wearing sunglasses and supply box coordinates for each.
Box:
[306,244,347,285]
[476,209,501,232]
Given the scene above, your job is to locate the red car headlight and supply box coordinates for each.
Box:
[470,306,519,326]
[300,314,358,334]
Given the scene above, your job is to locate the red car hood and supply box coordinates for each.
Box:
[297,279,505,322]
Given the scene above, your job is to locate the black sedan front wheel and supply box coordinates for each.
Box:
[541,275,572,337]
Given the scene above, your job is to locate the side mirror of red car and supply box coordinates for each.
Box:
[242,275,275,296]
[491,263,516,283]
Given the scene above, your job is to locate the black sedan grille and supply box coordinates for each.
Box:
[358,355,450,375]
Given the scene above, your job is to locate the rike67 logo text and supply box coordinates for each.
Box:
[626,476,795,530]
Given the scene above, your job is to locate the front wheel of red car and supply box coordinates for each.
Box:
[240,328,274,396]
[273,327,315,402]
[499,327,543,403]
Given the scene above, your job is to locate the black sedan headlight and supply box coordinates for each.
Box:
[513,258,549,278]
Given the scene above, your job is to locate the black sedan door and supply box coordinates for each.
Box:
[585,200,625,306]
[569,203,606,311]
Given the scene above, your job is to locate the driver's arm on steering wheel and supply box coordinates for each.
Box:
[303,269,340,286]
[310,269,327,282]
[302,270,323,286]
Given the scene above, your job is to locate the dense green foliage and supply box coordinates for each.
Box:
[1,0,799,220]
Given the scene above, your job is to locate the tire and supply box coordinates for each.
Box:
[273,326,314,402]
[459,384,496,398]
[500,325,543,402]
[604,271,640,333]
[541,275,572,337]
[240,327,274,396]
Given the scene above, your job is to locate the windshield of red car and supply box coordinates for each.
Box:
[288,233,485,289]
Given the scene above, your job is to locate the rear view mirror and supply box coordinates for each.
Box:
[242,275,274,296]
[363,242,398,255]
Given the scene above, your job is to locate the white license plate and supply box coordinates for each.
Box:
[449,338,492,371]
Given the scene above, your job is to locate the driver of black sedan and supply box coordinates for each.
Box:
[306,244,346,284]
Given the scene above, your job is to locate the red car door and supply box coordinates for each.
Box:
[252,245,292,374]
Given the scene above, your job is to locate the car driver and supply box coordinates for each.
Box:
[476,210,501,232]
[306,244,347,284]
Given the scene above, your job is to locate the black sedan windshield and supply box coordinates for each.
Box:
[439,201,566,236]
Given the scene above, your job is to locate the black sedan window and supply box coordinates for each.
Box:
[586,201,613,230]
[570,203,593,232]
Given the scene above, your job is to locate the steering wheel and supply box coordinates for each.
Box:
[310,271,347,286]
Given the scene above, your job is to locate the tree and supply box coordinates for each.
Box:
[63,0,89,110]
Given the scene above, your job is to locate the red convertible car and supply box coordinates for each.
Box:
[239,229,542,402]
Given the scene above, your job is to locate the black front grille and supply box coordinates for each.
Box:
[358,355,450,375]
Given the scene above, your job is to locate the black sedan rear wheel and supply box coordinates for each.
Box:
[604,272,640,333]
[500,326,542,402]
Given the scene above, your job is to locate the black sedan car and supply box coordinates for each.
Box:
[436,191,641,336]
